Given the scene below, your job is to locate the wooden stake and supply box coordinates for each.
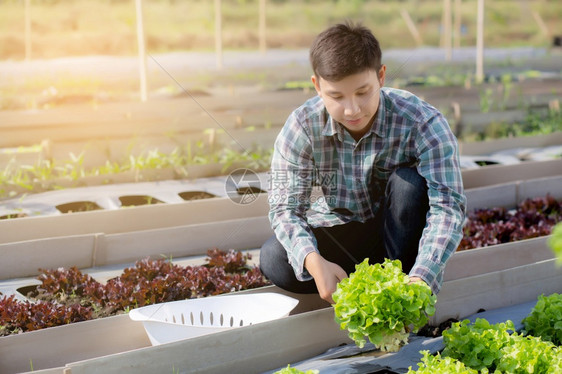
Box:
[475,0,485,84]
[208,128,216,151]
[531,11,549,38]
[451,101,462,136]
[215,0,223,69]
[400,9,423,47]
[443,0,452,61]
[24,0,31,60]
[259,0,267,54]
[40,139,52,162]
[135,0,148,102]
[549,99,560,113]
[454,0,462,48]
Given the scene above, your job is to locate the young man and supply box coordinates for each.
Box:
[259,22,466,304]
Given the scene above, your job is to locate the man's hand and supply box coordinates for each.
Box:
[304,252,347,304]
[408,276,425,285]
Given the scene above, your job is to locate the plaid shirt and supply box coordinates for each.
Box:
[268,87,466,294]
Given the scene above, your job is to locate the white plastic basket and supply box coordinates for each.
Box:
[129,292,299,345]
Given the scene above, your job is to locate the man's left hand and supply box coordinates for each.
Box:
[408,276,424,285]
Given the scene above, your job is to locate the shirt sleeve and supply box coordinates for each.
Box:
[409,112,467,294]
[268,111,318,281]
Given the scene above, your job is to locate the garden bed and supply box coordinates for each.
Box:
[0,185,270,245]
[1,174,561,372]
[1,175,561,281]
[2,257,559,374]
[0,215,272,281]
[1,156,560,228]
[0,222,560,372]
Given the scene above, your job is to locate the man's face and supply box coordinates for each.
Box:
[312,67,386,141]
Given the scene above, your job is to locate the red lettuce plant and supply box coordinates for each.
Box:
[0,294,92,335]
[458,195,562,251]
[1,249,269,336]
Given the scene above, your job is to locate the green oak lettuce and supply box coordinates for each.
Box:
[549,222,562,265]
[332,259,436,352]
[442,317,562,373]
[495,334,562,374]
[521,293,562,346]
[273,365,318,374]
[407,350,478,373]
[442,318,516,371]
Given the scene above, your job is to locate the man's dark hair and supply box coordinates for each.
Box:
[310,22,382,82]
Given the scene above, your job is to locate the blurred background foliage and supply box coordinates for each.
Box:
[0,0,559,59]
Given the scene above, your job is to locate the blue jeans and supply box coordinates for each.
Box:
[259,167,429,294]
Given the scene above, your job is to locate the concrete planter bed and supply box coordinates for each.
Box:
[0,124,559,200]
[0,194,270,246]
[1,173,562,372]
[0,215,272,281]
[1,157,560,229]
[461,158,562,190]
[1,256,559,373]
[1,77,559,153]
[0,78,558,149]
[3,128,559,181]
[0,170,270,228]
[0,159,270,203]
[0,91,311,149]
[1,173,561,280]
[2,110,558,171]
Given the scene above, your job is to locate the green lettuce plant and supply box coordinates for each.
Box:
[332,259,436,352]
[441,318,516,371]
[273,365,318,374]
[549,222,562,265]
[407,350,478,374]
[495,333,562,374]
[521,293,562,346]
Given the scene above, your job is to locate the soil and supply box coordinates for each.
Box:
[21,285,121,320]
[179,191,217,201]
[417,318,460,338]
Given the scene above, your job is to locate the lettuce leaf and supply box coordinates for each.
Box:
[442,316,562,373]
[332,259,436,352]
[442,318,515,371]
[549,222,562,265]
[496,333,562,374]
[407,350,478,373]
[521,293,562,346]
[273,364,318,374]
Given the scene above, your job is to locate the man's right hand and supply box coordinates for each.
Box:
[304,252,348,304]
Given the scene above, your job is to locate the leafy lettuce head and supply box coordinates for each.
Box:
[332,259,436,352]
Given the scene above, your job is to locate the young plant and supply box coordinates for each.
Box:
[521,293,562,346]
[274,365,318,374]
[407,350,478,374]
[441,318,516,371]
[549,222,562,265]
[495,333,562,374]
[332,259,436,352]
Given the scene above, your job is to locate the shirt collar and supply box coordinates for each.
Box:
[321,114,343,140]
[370,87,387,138]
